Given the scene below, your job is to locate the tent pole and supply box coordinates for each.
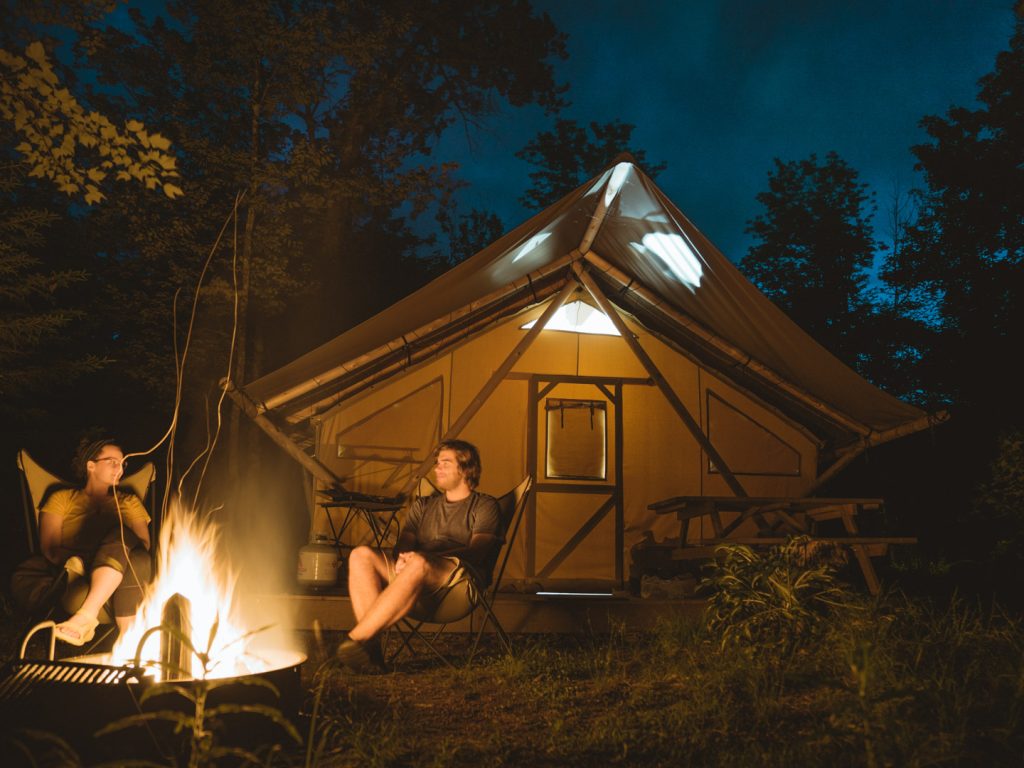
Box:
[577,168,621,253]
[573,262,748,497]
[222,379,342,487]
[809,410,949,494]
[582,250,874,438]
[258,253,575,412]
[405,276,580,489]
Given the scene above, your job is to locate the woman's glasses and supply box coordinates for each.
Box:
[93,457,127,470]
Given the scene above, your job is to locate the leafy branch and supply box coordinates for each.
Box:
[0,41,183,204]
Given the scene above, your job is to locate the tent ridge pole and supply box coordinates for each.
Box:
[572,262,748,497]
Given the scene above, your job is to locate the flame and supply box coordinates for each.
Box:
[110,502,262,681]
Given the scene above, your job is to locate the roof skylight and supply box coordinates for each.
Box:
[634,232,703,289]
[521,300,621,336]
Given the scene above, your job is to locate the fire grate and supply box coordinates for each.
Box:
[0,657,145,702]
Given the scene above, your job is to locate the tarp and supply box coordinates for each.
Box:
[244,161,923,447]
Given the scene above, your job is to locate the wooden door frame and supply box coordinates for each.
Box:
[519,372,650,586]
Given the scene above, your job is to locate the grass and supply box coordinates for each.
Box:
[304,591,1023,767]
[1,590,1021,766]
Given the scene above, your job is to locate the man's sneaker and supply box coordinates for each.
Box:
[335,635,386,673]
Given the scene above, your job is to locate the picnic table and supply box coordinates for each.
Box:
[648,495,917,594]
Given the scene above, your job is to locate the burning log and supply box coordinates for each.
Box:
[160,592,192,681]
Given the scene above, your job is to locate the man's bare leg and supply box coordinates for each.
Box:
[347,546,391,623]
[347,552,456,643]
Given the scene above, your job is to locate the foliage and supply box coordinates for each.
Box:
[299,592,1023,767]
[516,118,666,210]
[966,428,1024,575]
[0,172,105,425]
[97,618,300,767]
[0,728,83,768]
[892,18,1024,417]
[741,151,878,367]
[436,207,506,265]
[0,41,181,204]
[69,0,568,404]
[702,536,856,654]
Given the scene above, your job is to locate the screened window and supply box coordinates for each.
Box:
[545,398,607,480]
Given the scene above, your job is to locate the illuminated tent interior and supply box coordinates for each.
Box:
[231,158,939,591]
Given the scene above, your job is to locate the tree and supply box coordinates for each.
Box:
[891,17,1024,420]
[740,151,878,367]
[81,0,568,385]
[66,0,568,489]
[854,183,940,405]
[437,207,505,265]
[858,17,1024,598]
[0,41,181,204]
[0,174,105,426]
[516,119,665,210]
[0,4,182,438]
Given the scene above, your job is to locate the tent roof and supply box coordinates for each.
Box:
[242,161,927,452]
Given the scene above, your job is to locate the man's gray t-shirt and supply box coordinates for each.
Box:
[402,491,500,564]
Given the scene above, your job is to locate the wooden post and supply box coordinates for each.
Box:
[223,380,341,488]
[404,277,580,491]
[840,504,881,595]
[810,411,950,493]
[573,262,747,497]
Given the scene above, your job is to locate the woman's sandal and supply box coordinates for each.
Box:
[54,610,99,646]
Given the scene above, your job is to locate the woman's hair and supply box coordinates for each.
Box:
[72,436,120,482]
[435,439,482,489]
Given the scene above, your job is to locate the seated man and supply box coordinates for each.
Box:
[337,439,499,671]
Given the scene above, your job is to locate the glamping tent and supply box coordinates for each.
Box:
[231,159,937,591]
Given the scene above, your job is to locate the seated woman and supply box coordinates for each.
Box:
[11,437,151,646]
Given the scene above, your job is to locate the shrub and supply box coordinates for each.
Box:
[702,536,857,654]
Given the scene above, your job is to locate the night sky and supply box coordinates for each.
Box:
[440,0,1017,263]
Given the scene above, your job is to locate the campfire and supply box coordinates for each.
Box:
[92,502,303,682]
[0,502,306,762]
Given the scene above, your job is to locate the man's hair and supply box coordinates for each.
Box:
[436,439,482,490]
[72,436,120,482]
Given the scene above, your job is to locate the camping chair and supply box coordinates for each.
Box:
[387,475,533,668]
[15,449,157,633]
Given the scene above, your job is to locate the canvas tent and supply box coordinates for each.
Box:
[231,159,939,590]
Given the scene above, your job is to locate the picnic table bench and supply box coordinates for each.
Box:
[648,495,917,594]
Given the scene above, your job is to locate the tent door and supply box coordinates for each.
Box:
[525,376,624,588]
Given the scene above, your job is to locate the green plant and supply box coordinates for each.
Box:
[2,728,83,768]
[702,536,856,654]
[97,618,301,767]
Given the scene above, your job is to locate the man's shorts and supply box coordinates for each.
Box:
[383,551,476,623]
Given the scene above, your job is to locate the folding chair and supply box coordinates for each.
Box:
[15,450,157,629]
[388,475,533,667]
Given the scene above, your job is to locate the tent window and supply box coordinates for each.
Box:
[545,398,607,480]
[706,391,801,476]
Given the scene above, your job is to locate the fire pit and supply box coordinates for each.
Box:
[1,505,307,763]
[0,642,305,763]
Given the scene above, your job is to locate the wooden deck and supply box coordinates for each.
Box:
[253,590,704,633]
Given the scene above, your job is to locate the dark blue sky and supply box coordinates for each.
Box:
[440,0,1017,263]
